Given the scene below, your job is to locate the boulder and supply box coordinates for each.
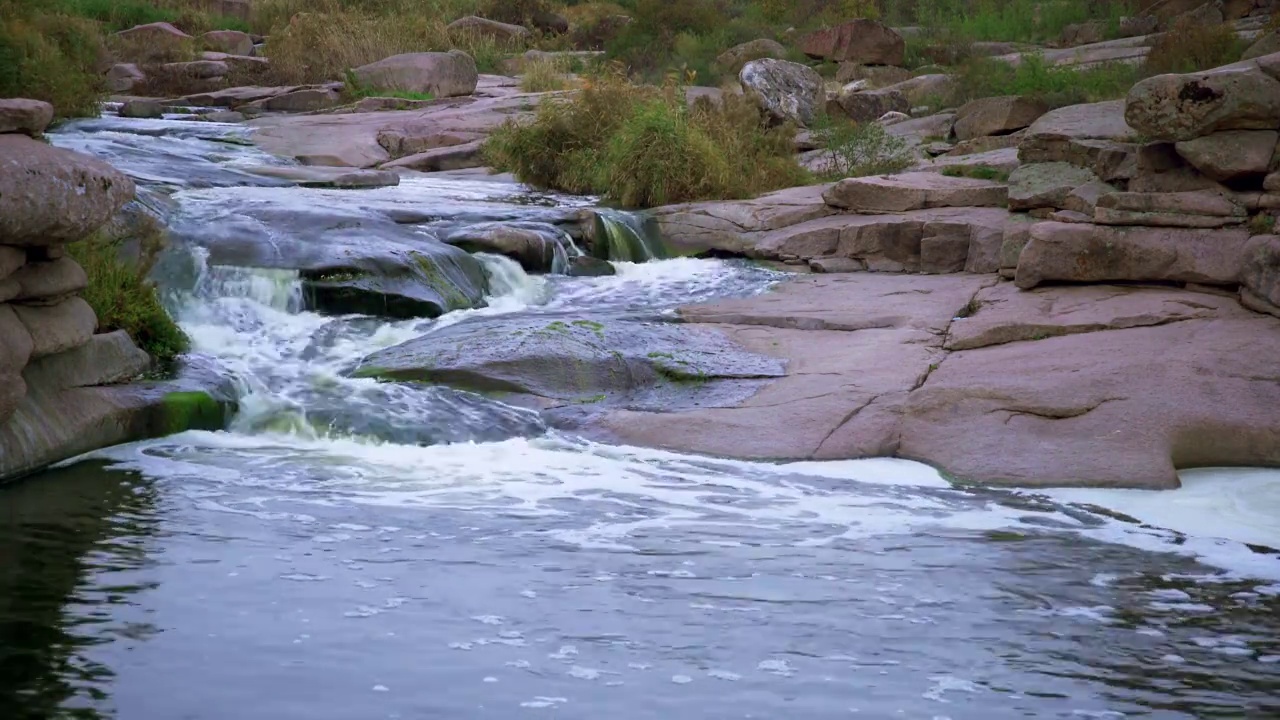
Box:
[1130,141,1230,193]
[1007,162,1101,211]
[1014,221,1251,289]
[12,297,97,358]
[531,10,570,35]
[447,16,532,44]
[256,87,343,113]
[1174,129,1279,182]
[1125,66,1280,142]
[0,99,53,137]
[953,95,1050,141]
[0,247,24,279]
[119,99,164,119]
[22,330,150,391]
[835,63,914,88]
[350,51,479,98]
[354,315,785,403]
[566,256,616,277]
[882,74,956,107]
[113,22,192,63]
[243,166,401,189]
[9,257,88,302]
[799,19,905,65]
[824,172,1008,212]
[1060,20,1107,46]
[1241,234,1280,315]
[106,63,145,93]
[1119,15,1159,37]
[380,140,485,172]
[0,306,33,422]
[1243,29,1280,61]
[739,59,824,127]
[717,39,786,74]
[201,29,252,56]
[1062,180,1117,214]
[1171,1,1225,27]
[833,86,909,123]
[0,135,134,246]
[441,222,566,273]
[158,59,230,80]
[377,129,484,159]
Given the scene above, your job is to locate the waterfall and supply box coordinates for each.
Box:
[592,209,666,263]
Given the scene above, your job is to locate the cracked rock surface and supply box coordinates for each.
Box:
[600,273,1280,489]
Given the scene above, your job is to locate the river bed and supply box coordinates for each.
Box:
[1,112,1278,720]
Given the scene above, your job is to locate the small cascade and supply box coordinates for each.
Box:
[592,209,666,263]
[474,252,548,308]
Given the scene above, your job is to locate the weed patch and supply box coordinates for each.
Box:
[942,164,1009,181]
[520,54,571,92]
[954,53,1138,108]
[0,6,106,118]
[809,113,914,180]
[1143,17,1244,76]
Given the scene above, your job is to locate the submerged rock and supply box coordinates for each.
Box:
[354,315,785,406]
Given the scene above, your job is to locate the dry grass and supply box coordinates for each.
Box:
[520,54,571,92]
[1143,17,1245,76]
[0,6,107,117]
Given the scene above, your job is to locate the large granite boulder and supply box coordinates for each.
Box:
[1243,29,1280,61]
[1241,234,1280,315]
[953,95,1050,141]
[740,59,824,127]
[1125,65,1280,142]
[350,51,479,98]
[1019,100,1139,182]
[1007,162,1101,211]
[1014,221,1251,288]
[799,19,905,65]
[201,29,252,56]
[0,135,135,246]
[0,99,53,137]
[1173,129,1279,182]
[824,172,1008,212]
[833,86,909,123]
[717,39,786,74]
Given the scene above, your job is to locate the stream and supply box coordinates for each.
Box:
[2,111,1280,720]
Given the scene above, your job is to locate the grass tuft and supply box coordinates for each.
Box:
[954,53,1139,108]
[520,54,571,92]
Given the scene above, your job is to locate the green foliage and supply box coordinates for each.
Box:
[520,55,572,92]
[910,0,1133,43]
[68,221,190,364]
[1250,213,1277,236]
[484,67,807,207]
[954,53,1138,108]
[809,113,914,180]
[1143,16,1244,76]
[941,164,1008,181]
[0,8,105,118]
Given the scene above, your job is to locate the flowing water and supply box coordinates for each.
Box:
[3,112,1280,720]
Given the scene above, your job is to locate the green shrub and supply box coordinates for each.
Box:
[69,222,190,364]
[520,54,572,92]
[954,53,1138,108]
[484,67,807,207]
[809,113,914,180]
[0,10,106,118]
[909,0,1133,44]
[941,164,1009,181]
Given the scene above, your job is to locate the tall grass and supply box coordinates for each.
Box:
[484,66,807,207]
[1143,17,1245,76]
[68,220,189,364]
[0,2,106,117]
[520,54,572,92]
[955,53,1139,107]
[909,0,1135,43]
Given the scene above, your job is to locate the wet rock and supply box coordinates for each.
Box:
[351,50,479,98]
[1241,234,1280,316]
[447,16,532,44]
[442,222,565,272]
[1014,221,1251,289]
[1007,162,1101,211]
[824,172,1007,213]
[740,59,824,127]
[833,86,909,124]
[243,166,401,188]
[203,110,246,123]
[254,87,343,113]
[717,39,786,75]
[1174,129,1279,182]
[201,29,252,56]
[13,297,97,358]
[0,135,135,246]
[0,99,53,137]
[354,315,785,403]
[799,19,905,65]
[377,129,484,159]
[119,99,164,119]
[953,95,1049,141]
[531,10,569,35]
[1125,65,1280,143]
[566,256,616,277]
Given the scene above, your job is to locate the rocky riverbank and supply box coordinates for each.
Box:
[0,99,233,480]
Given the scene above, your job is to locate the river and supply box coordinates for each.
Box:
[2,111,1279,720]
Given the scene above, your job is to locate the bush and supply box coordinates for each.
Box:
[954,53,1138,108]
[908,0,1133,44]
[261,9,451,84]
[0,9,106,118]
[484,66,808,207]
[1143,17,1244,76]
[809,113,914,180]
[68,219,189,364]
